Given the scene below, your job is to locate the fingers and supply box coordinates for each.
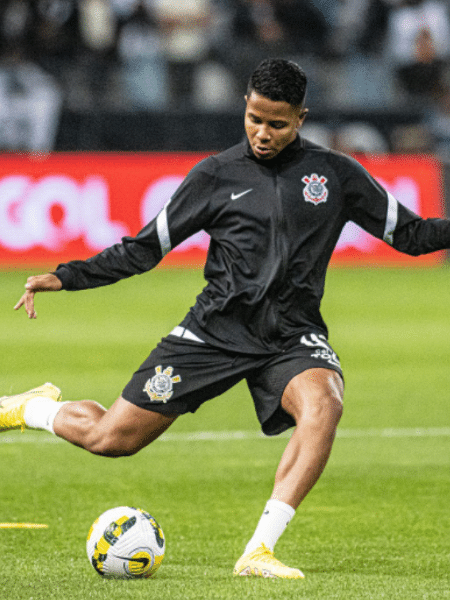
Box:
[25,291,37,319]
[14,291,37,319]
[13,296,24,311]
[14,273,61,319]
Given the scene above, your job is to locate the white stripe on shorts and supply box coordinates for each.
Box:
[169,326,205,343]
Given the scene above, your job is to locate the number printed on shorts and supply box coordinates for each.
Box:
[300,334,341,368]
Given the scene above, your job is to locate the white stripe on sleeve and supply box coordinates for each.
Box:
[156,206,171,257]
[383,192,398,246]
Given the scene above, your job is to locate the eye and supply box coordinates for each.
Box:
[271,122,287,129]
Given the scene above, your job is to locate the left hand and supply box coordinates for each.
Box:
[14,274,62,319]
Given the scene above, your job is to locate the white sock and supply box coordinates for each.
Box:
[244,499,296,555]
[24,397,67,434]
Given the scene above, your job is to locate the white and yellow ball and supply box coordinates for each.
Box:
[86,506,165,579]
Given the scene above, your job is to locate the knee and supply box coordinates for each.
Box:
[290,390,344,435]
[305,392,343,429]
[283,370,344,428]
[324,392,344,423]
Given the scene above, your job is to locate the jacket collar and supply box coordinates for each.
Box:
[244,134,304,165]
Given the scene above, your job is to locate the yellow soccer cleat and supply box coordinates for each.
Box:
[233,544,305,579]
[0,383,62,432]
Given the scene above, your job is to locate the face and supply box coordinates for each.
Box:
[245,91,308,160]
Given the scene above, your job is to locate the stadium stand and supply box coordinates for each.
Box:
[0,0,449,155]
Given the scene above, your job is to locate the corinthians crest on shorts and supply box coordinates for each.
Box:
[302,173,328,205]
[143,365,181,402]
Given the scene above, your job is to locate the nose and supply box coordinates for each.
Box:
[256,124,271,141]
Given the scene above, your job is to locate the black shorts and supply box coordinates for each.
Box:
[122,329,343,436]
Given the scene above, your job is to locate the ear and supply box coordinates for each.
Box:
[298,108,309,128]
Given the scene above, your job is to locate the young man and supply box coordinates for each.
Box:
[3,58,450,579]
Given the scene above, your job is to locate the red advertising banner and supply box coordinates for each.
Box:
[331,153,446,266]
[0,152,445,268]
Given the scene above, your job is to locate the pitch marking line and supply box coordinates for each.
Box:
[0,523,48,529]
[1,427,450,444]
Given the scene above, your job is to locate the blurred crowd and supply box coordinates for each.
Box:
[2,0,450,157]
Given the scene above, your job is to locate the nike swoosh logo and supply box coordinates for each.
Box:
[116,555,150,568]
[231,189,253,201]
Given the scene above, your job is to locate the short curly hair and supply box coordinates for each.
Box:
[247,58,307,107]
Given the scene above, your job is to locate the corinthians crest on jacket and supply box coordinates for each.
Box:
[143,365,181,402]
[302,173,328,205]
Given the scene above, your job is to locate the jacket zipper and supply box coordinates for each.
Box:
[274,165,289,283]
[266,165,289,344]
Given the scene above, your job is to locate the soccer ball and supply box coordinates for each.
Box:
[86,506,165,579]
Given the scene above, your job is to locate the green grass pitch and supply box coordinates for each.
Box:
[1,265,450,599]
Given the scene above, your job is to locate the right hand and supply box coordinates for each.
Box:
[14,274,62,319]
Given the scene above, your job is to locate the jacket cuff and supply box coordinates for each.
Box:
[52,266,73,290]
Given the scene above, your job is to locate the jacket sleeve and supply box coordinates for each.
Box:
[54,158,217,290]
[339,154,450,256]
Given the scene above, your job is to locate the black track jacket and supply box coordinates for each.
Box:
[54,136,450,354]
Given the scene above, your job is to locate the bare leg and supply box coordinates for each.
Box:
[53,396,177,457]
[271,368,344,509]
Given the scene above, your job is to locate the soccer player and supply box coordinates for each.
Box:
[3,58,450,579]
